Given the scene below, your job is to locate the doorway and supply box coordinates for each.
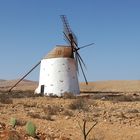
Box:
[40,85,44,94]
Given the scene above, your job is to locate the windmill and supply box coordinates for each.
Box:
[9,15,94,96]
[60,15,94,85]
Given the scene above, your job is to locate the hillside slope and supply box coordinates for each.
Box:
[0,79,38,92]
[80,80,140,92]
[0,79,140,92]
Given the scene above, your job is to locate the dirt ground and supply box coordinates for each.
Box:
[0,80,140,140]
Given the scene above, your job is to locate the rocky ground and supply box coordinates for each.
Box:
[0,91,140,140]
[0,80,140,140]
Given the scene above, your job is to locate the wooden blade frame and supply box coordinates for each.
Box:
[77,43,94,51]
[61,15,88,84]
[60,15,78,50]
[77,54,88,85]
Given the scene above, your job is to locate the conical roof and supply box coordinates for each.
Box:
[44,45,73,59]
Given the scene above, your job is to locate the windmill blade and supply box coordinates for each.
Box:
[77,43,94,51]
[77,55,88,85]
[63,31,79,60]
[60,15,78,48]
[71,31,78,47]
[64,38,70,46]
[76,51,87,69]
[61,15,72,44]
[75,51,79,73]
[8,61,41,92]
[61,15,72,35]
[63,32,71,45]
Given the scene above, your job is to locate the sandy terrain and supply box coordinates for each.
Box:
[0,79,38,92]
[0,80,140,140]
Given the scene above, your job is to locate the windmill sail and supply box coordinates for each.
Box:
[61,15,88,84]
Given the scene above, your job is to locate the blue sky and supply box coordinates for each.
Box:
[0,0,140,82]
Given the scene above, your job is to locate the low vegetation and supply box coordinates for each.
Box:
[10,117,17,128]
[68,98,89,111]
[43,105,62,115]
[0,94,13,104]
[0,89,140,139]
[25,121,36,138]
[78,119,98,140]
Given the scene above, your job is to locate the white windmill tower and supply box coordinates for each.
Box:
[8,15,94,96]
[35,46,80,96]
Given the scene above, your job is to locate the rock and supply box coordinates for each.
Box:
[65,116,70,120]
[0,122,6,130]
[101,97,106,100]
[0,129,24,140]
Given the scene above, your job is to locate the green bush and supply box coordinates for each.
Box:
[25,121,36,137]
[10,117,17,128]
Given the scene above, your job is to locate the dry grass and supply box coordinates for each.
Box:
[23,102,37,108]
[43,105,63,115]
[0,80,140,140]
[62,109,74,117]
[16,119,26,126]
[27,112,54,121]
[68,98,89,111]
[63,92,76,99]
[0,94,13,104]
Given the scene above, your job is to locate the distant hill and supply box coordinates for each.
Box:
[80,80,140,92]
[0,79,6,82]
[0,79,140,92]
[0,79,38,92]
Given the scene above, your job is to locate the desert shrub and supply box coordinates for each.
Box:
[90,93,140,102]
[42,115,54,121]
[90,94,105,100]
[27,112,41,119]
[68,98,89,111]
[126,109,139,113]
[48,93,59,98]
[9,90,38,98]
[23,102,37,108]
[63,92,76,99]
[16,119,26,126]
[62,109,74,117]
[27,112,54,121]
[0,95,13,104]
[110,95,140,102]
[78,120,98,140]
[43,105,62,115]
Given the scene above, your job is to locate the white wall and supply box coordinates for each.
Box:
[35,57,80,96]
